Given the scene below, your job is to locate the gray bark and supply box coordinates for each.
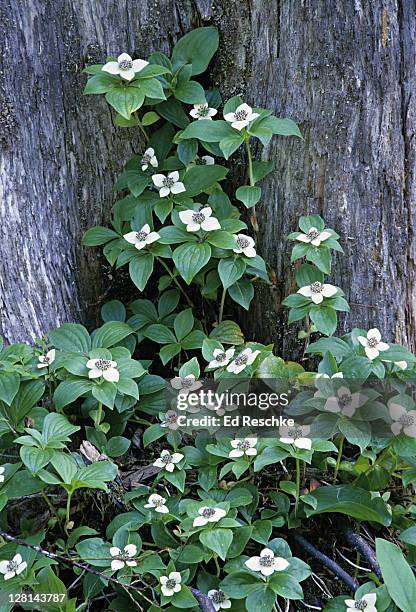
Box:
[1,1,415,360]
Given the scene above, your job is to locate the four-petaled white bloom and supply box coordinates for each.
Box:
[102,53,148,81]
[324,386,367,418]
[296,227,332,247]
[298,281,337,304]
[224,102,260,131]
[152,171,186,198]
[233,234,256,258]
[357,329,389,361]
[37,349,55,369]
[245,548,289,576]
[229,437,257,458]
[227,348,260,374]
[190,103,218,120]
[208,348,235,369]
[141,147,158,171]
[0,554,27,581]
[144,493,169,514]
[197,155,215,165]
[87,358,119,383]
[153,449,184,472]
[160,571,182,597]
[279,424,312,450]
[0,466,4,484]
[161,410,180,430]
[193,506,227,527]
[170,374,202,395]
[110,544,137,571]
[389,402,416,437]
[179,207,221,232]
[123,224,160,250]
[208,590,232,611]
[344,593,377,612]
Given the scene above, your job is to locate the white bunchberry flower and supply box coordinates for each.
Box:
[190,103,218,120]
[197,155,215,165]
[233,234,256,258]
[245,548,289,576]
[208,348,235,369]
[160,571,182,597]
[144,493,169,514]
[123,224,160,250]
[298,281,337,304]
[224,102,260,131]
[193,506,227,527]
[357,329,389,361]
[141,147,158,171]
[324,386,367,418]
[153,449,184,472]
[226,348,260,374]
[389,401,416,437]
[229,437,257,458]
[102,53,148,81]
[0,466,4,484]
[110,544,137,571]
[296,227,332,247]
[316,372,344,379]
[208,590,232,611]
[170,374,202,395]
[279,424,312,450]
[344,593,377,612]
[0,554,27,581]
[179,207,221,232]
[87,358,119,383]
[152,171,186,198]
[161,410,180,430]
[37,349,56,369]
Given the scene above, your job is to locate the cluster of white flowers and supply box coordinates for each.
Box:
[141,147,158,171]
[344,593,377,612]
[245,548,289,576]
[389,401,416,438]
[207,590,231,610]
[0,466,5,484]
[233,234,256,257]
[322,386,367,418]
[227,348,260,374]
[0,554,27,581]
[229,437,257,458]
[357,329,389,361]
[193,506,227,527]
[110,544,137,571]
[144,493,169,514]
[297,281,337,304]
[170,374,202,394]
[37,349,56,369]
[296,226,331,246]
[179,207,221,232]
[208,348,235,369]
[102,53,148,81]
[87,358,119,383]
[189,101,259,132]
[124,224,160,250]
[152,171,186,198]
[160,571,182,596]
[153,449,184,472]
[279,424,312,450]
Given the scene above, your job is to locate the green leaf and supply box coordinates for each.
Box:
[180,119,235,142]
[219,133,245,158]
[101,300,126,323]
[210,321,244,345]
[133,78,166,100]
[199,528,233,560]
[0,371,20,405]
[82,226,119,246]
[306,246,332,274]
[42,413,80,443]
[171,26,219,75]
[218,257,246,289]
[49,323,91,353]
[219,572,260,598]
[228,280,254,310]
[157,98,189,128]
[105,436,130,457]
[295,263,323,287]
[177,139,198,165]
[105,85,144,119]
[309,306,337,336]
[129,254,154,291]
[143,324,177,344]
[263,116,302,138]
[399,526,416,545]
[84,73,119,94]
[236,186,262,208]
[54,379,93,410]
[142,111,160,126]
[92,380,117,409]
[246,584,276,612]
[306,337,351,357]
[51,453,78,484]
[174,309,194,341]
[376,538,416,612]
[92,321,133,348]
[183,164,228,195]
[175,80,206,103]
[20,447,51,473]
[206,230,237,249]
[173,242,211,284]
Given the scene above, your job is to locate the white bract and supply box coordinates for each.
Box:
[152,171,186,198]
[87,359,119,383]
[227,348,260,374]
[298,281,337,304]
[224,102,260,130]
[344,593,377,612]
[102,53,148,81]
[279,424,312,450]
[0,466,4,484]
[193,506,227,527]
[296,227,331,246]
[229,437,257,458]
[37,349,56,369]
[324,386,367,418]
[198,155,215,165]
[208,348,235,369]
[161,410,180,430]
[110,544,137,571]
[144,493,169,514]
[190,103,218,120]
[357,328,389,361]
[233,234,256,258]
[160,571,182,597]
[141,147,158,171]
[316,372,343,379]
[0,554,27,581]
[207,590,232,611]
[123,224,160,250]
[245,548,289,576]
[179,207,221,232]
[170,374,202,394]
[153,449,184,472]
[389,402,416,437]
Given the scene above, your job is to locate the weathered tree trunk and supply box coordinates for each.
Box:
[1,1,415,359]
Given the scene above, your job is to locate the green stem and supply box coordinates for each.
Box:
[333,435,345,484]
[295,458,301,515]
[41,491,60,522]
[219,287,227,323]
[214,555,221,578]
[65,493,72,526]
[94,402,103,427]
[135,113,149,142]
[244,135,255,186]
[155,256,194,307]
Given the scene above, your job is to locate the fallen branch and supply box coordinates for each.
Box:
[340,526,382,579]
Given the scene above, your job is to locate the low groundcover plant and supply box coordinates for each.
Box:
[0,26,416,612]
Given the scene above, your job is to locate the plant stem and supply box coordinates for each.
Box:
[135,113,149,142]
[65,493,72,526]
[94,402,103,427]
[295,458,301,515]
[244,136,255,186]
[218,287,227,323]
[333,435,345,484]
[155,256,194,308]
[214,555,221,577]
